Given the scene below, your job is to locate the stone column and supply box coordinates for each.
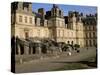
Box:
[18,44,21,55]
[58,44,62,53]
[36,43,41,54]
[59,47,62,53]
[24,44,29,55]
[30,46,33,54]
[17,44,23,64]
[29,43,33,55]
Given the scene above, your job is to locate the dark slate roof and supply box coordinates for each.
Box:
[82,16,97,25]
[64,16,68,24]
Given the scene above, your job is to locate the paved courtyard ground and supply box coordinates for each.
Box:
[15,47,97,73]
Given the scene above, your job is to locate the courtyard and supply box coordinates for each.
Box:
[15,47,97,73]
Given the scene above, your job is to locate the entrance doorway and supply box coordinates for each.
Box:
[32,46,36,54]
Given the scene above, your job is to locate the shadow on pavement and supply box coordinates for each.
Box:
[50,60,97,68]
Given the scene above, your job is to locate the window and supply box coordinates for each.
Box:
[58,30,60,37]
[89,33,91,38]
[93,40,95,46]
[86,33,88,38]
[91,26,93,30]
[25,32,29,39]
[25,16,27,23]
[29,17,32,24]
[87,26,89,30]
[88,33,90,38]
[63,30,64,37]
[57,20,59,26]
[62,21,64,26]
[86,40,88,46]
[85,27,87,30]
[86,33,89,38]
[60,30,62,37]
[19,16,22,22]
[93,32,95,37]
[89,26,91,30]
[93,26,95,30]
[89,40,92,46]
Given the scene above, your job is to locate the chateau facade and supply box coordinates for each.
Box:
[11,2,97,47]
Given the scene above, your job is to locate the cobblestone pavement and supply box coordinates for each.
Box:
[15,47,97,73]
